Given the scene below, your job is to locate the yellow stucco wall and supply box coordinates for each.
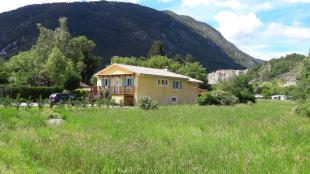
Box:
[136,75,199,105]
[96,65,199,105]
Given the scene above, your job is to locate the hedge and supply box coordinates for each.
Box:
[0,85,64,100]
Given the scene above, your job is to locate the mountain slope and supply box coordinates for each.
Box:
[247,53,306,84]
[0,1,260,71]
[164,11,259,68]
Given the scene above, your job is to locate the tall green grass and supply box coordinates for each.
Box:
[0,100,309,173]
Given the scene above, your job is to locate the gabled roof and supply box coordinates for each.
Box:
[96,64,203,83]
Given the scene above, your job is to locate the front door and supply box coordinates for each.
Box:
[113,78,120,94]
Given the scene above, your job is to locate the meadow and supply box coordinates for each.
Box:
[0,100,309,173]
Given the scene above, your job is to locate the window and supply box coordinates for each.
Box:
[171,97,177,104]
[173,80,182,89]
[157,79,168,86]
[125,78,134,87]
[101,78,110,87]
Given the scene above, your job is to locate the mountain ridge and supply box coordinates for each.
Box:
[0,1,260,71]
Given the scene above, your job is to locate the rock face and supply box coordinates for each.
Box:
[0,1,260,71]
[208,69,248,85]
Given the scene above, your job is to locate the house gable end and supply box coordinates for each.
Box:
[96,64,135,76]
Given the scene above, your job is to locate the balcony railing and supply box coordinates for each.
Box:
[92,86,135,96]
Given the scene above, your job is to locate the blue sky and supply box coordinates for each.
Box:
[1,0,310,60]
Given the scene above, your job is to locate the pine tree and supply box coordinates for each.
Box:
[147,40,165,57]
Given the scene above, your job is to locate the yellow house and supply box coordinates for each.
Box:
[94,64,203,106]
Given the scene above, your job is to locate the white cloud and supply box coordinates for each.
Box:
[285,0,310,3]
[264,22,310,41]
[181,0,272,11]
[214,11,263,43]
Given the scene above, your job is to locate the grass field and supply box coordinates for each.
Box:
[0,100,309,173]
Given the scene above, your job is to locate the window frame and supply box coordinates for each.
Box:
[102,78,110,87]
[173,80,182,89]
[171,96,177,104]
[157,79,169,86]
[125,78,134,87]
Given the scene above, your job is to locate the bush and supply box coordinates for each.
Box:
[62,71,81,91]
[198,90,239,106]
[295,101,310,118]
[219,75,256,103]
[0,96,12,107]
[0,85,63,100]
[197,92,217,105]
[139,97,158,110]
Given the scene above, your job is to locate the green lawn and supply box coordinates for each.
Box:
[0,100,309,173]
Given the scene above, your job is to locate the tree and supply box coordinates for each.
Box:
[219,75,256,103]
[44,47,68,85]
[184,53,194,63]
[0,58,9,84]
[6,17,98,86]
[6,51,45,86]
[147,40,165,57]
[179,62,208,82]
[297,57,310,101]
[146,56,172,69]
[69,36,101,84]
[63,71,81,91]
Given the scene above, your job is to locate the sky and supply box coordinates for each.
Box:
[1,0,310,60]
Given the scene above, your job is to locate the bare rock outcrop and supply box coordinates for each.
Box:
[208,69,248,85]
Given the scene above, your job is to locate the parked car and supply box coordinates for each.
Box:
[48,93,77,104]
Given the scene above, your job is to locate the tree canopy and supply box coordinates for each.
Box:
[147,40,166,57]
[4,17,101,88]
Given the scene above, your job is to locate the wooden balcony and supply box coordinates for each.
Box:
[92,86,135,97]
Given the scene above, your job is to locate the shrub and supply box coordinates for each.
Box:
[37,95,45,109]
[295,101,310,118]
[14,93,22,110]
[219,75,256,103]
[197,92,217,105]
[0,96,12,107]
[0,85,63,99]
[63,71,81,91]
[139,97,158,110]
[198,90,239,106]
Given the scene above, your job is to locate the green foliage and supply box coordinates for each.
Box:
[197,91,216,105]
[37,95,45,109]
[5,17,99,87]
[297,57,310,101]
[295,100,310,118]
[248,53,305,82]
[0,85,63,99]
[219,75,255,103]
[45,47,68,85]
[14,94,22,110]
[268,54,305,78]
[198,90,239,106]
[111,55,208,85]
[0,58,9,84]
[138,97,159,110]
[62,71,81,91]
[147,40,165,57]
[0,96,12,107]
[179,62,208,82]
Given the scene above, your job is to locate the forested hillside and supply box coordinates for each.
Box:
[0,1,260,71]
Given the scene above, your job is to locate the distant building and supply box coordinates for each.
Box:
[255,94,264,99]
[271,95,288,100]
